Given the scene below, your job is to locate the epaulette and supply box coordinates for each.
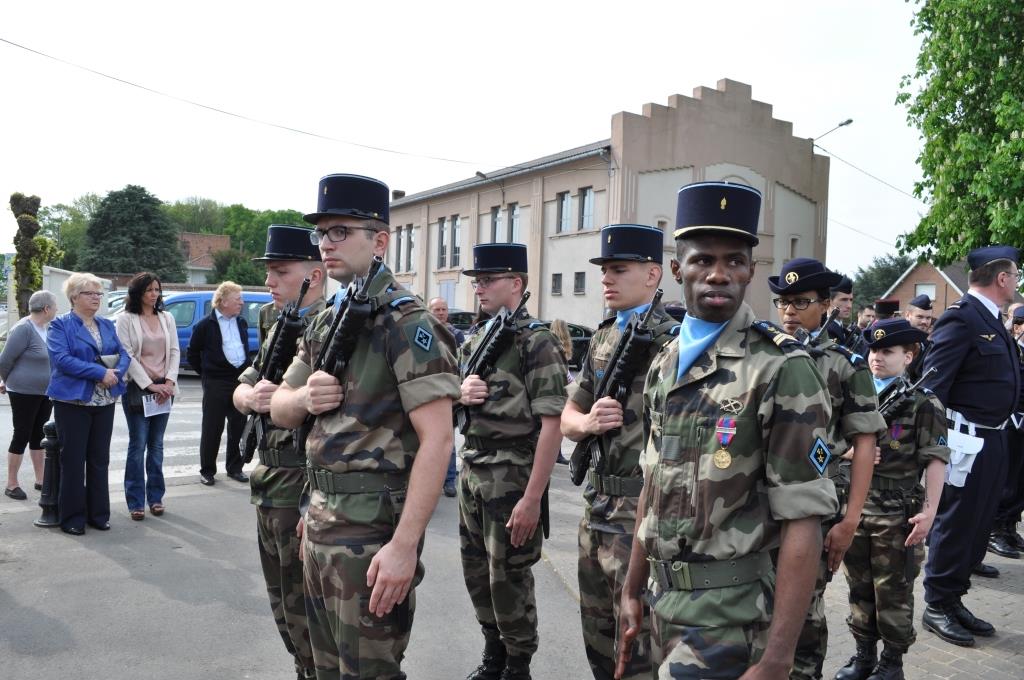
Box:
[828,343,866,367]
[527,321,546,330]
[749,320,803,352]
[389,296,417,309]
[948,303,961,310]
[597,315,616,329]
[667,324,681,337]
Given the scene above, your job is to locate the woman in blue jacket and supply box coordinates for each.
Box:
[47,273,130,535]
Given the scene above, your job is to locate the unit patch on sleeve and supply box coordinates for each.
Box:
[414,326,433,352]
[808,437,832,475]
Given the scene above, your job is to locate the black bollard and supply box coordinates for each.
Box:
[34,420,60,528]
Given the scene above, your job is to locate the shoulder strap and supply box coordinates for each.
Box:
[828,342,866,367]
[748,320,803,353]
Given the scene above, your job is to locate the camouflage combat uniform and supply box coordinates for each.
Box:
[569,306,678,680]
[842,385,949,652]
[458,306,568,661]
[790,333,886,680]
[239,298,326,680]
[639,304,839,679]
[282,269,461,680]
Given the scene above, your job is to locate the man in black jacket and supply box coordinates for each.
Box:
[187,281,250,485]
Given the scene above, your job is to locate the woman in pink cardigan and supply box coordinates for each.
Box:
[115,272,180,520]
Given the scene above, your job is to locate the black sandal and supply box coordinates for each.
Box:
[5,487,27,500]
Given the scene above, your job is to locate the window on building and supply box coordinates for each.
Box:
[579,187,594,230]
[439,280,456,308]
[394,226,403,271]
[789,236,799,261]
[490,206,502,243]
[574,271,586,295]
[508,203,521,242]
[405,225,415,272]
[552,273,562,295]
[915,283,937,300]
[437,216,447,269]
[450,215,461,267]
[656,219,668,230]
[556,192,571,233]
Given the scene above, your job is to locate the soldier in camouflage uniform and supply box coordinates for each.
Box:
[270,174,461,680]
[457,243,568,680]
[561,224,677,680]
[768,258,886,680]
[233,225,326,680]
[835,318,949,680]
[616,182,839,680]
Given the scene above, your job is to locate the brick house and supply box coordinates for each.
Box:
[883,259,1023,312]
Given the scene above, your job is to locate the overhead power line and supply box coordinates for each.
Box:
[0,36,515,169]
[814,143,922,203]
[828,217,898,248]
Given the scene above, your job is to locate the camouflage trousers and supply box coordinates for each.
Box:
[578,521,651,680]
[842,513,924,653]
[651,614,768,679]
[304,537,422,680]
[789,526,831,680]
[458,461,542,657]
[257,506,315,679]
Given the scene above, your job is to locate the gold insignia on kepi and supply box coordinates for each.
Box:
[713,449,732,469]
[720,197,727,210]
[785,271,799,285]
[874,329,886,340]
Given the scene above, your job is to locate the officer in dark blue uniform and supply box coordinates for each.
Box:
[905,294,934,382]
[920,245,1023,647]
[989,304,1024,559]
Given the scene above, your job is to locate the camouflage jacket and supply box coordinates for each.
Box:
[568,304,678,533]
[459,306,568,467]
[808,333,886,481]
[283,269,461,544]
[640,304,838,626]
[239,297,326,508]
[866,384,950,516]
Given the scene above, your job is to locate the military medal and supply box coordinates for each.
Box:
[889,424,903,450]
[714,416,737,469]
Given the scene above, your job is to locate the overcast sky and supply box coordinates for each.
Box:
[1,1,926,275]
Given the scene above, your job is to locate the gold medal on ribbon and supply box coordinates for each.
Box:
[713,448,732,469]
[889,440,901,450]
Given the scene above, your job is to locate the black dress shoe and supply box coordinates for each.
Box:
[200,474,215,486]
[950,600,995,637]
[922,604,974,646]
[88,521,111,531]
[443,481,457,498]
[988,533,1021,558]
[4,486,27,500]
[227,471,248,483]
[972,562,1000,578]
[34,482,42,491]
[61,526,85,536]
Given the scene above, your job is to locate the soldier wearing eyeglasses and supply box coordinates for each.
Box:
[457,243,568,680]
[768,258,885,680]
[270,174,461,680]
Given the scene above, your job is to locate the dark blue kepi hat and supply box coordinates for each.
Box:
[967,245,1020,270]
[874,298,900,318]
[768,258,843,295]
[674,181,762,246]
[252,225,321,262]
[463,243,528,276]
[831,275,853,295]
[589,224,664,265]
[866,318,928,349]
[908,294,932,310]
[303,174,390,225]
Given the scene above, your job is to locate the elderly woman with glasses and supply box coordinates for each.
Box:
[47,273,130,535]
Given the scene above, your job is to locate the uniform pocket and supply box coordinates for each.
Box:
[650,416,710,522]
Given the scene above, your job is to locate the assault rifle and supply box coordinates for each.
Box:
[240,277,311,464]
[568,290,664,486]
[296,256,384,453]
[793,308,841,348]
[878,367,937,420]
[453,291,531,434]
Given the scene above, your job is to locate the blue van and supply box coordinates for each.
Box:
[162,290,272,371]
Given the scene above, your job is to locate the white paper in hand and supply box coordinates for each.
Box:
[143,393,172,418]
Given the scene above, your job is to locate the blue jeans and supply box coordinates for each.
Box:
[122,401,170,510]
[445,445,458,486]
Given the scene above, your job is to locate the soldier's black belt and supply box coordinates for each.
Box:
[587,470,643,497]
[259,446,306,468]
[307,468,408,494]
[870,475,919,491]
[647,552,771,591]
[463,435,535,451]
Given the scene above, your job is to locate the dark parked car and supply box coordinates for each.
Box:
[162,290,273,371]
[447,308,593,369]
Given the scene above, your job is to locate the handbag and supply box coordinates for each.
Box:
[125,377,167,414]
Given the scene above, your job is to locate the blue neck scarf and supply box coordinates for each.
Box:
[873,375,898,394]
[615,303,652,331]
[676,315,729,381]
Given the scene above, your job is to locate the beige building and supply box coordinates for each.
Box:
[388,79,830,326]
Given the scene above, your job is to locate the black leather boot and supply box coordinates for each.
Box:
[499,655,532,680]
[466,638,507,680]
[922,602,974,646]
[834,638,877,680]
[950,599,995,636]
[865,645,904,680]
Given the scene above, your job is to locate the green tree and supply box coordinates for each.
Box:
[163,197,226,235]
[37,193,100,270]
[209,249,264,286]
[80,185,187,282]
[897,0,1024,265]
[851,254,915,313]
[8,193,63,316]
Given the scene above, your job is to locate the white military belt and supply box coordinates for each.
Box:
[946,408,1007,432]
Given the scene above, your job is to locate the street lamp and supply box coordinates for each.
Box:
[813,118,853,143]
[475,170,505,205]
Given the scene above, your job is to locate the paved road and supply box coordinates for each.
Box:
[0,378,1021,679]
